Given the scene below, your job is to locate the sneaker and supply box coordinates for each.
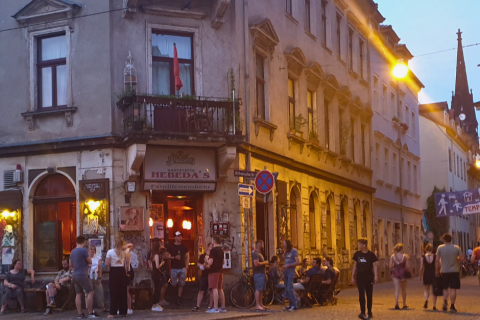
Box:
[206,308,219,313]
[219,308,227,313]
[88,312,100,318]
[192,306,200,312]
[77,314,86,319]
[159,300,169,306]
[423,300,428,309]
[282,306,291,311]
[450,305,457,313]
[358,314,367,320]
[442,300,448,312]
[288,307,297,312]
[127,309,133,315]
[152,306,163,312]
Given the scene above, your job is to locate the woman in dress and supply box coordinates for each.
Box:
[106,237,133,318]
[391,243,411,309]
[0,260,35,314]
[419,244,437,310]
[149,240,165,312]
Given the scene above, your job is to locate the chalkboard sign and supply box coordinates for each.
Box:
[80,179,107,199]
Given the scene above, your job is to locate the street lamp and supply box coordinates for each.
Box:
[392,61,409,79]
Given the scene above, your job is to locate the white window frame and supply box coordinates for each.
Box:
[28,26,72,111]
[146,23,202,96]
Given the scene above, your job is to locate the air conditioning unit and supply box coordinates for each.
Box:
[3,170,15,189]
[13,164,23,183]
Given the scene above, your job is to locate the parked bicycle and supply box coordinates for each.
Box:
[263,279,285,306]
[230,269,255,309]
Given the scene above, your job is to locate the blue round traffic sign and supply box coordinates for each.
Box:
[255,170,274,194]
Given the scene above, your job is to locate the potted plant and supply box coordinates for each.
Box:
[309,130,319,143]
[293,114,307,137]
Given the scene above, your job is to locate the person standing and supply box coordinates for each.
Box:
[206,235,226,314]
[420,244,437,310]
[88,246,107,313]
[105,237,132,318]
[390,244,411,309]
[70,236,98,318]
[192,242,214,312]
[166,231,189,306]
[436,233,463,312]
[351,237,378,320]
[149,240,164,312]
[469,243,480,285]
[281,239,300,312]
[252,240,269,311]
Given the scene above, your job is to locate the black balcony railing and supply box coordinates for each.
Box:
[116,94,242,136]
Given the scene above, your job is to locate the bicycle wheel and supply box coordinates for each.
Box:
[263,281,275,306]
[230,282,255,309]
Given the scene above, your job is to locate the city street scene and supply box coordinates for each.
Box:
[0,0,479,319]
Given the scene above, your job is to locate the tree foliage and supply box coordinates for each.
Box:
[425,186,450,240]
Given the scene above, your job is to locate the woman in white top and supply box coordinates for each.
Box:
[88,245,107,313]
[106,237,133,318]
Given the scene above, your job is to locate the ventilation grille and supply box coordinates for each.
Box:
[3,170,15,189]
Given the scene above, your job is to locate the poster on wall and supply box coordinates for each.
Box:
[153,222,164,239]
[120,207,144,231]
[1,248,14,265]
[88,238,103,260]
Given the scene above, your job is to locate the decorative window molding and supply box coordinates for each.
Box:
[305,62,324,90]
[13,0,81,24]
[253,117,277,141]
[211,0,231,29]
[142,5,207,19]
[250,19,279,56]
[284,47,307,78]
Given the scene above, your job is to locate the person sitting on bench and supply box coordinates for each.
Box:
[294,257,322,303]
[0,259,35,314]
[45,259,72,308]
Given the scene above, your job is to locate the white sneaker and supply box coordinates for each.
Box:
[159,300,169,306]
[151,306,163,312]
[127,309,133,315]
[206,308,219,313]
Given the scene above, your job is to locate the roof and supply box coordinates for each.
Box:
[419,102,449,113]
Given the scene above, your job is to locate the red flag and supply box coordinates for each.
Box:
[173,43,183,92]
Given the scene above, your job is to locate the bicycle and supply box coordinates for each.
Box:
[230,269,255,309]
[263,279,285,306]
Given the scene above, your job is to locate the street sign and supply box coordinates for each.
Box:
[238,183,254,196]
[255,170,275,194]
[234,170,257,179]
[241,196,251,209]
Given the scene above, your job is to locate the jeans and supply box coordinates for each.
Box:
[90,278,105,309]
[357,278,373,315]
[283,268,296,308]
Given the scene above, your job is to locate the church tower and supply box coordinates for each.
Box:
[451,29,478,141]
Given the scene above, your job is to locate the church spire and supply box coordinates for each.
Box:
[451,29,477,139]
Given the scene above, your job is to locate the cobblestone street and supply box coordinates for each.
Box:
[3,275,479,320]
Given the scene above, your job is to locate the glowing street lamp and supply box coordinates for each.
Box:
[392,61,409,79]
[476,155,480,168]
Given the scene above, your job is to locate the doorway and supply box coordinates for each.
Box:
[255,200,269,259]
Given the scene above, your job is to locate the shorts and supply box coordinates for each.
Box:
[254,273,266,291]
[208,272,223,290]
[170,268,186,287]
[72,275,93,294]
[441,272,460,289]
[199,276,209,292]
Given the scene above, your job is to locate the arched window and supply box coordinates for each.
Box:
[352,206,359,252]
[34,174,76,271]
[309,194,316,249]
[326,198,332,248]
[290,189,299,247]
[339,201,347,250]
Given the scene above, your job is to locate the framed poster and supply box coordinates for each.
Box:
[120,207,144,231]
[88,238,103,260]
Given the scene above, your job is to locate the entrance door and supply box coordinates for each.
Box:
[255,200,269,259]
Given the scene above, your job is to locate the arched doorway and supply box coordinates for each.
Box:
[34,174,76,271]
[290,188,300,247]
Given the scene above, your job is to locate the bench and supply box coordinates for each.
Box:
[24,288,47,311]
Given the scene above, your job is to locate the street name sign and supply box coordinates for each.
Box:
[238,183,254,196]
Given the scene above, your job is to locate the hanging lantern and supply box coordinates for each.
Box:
[167,219,173,228]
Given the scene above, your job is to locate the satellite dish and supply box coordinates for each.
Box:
[459,113,466,121]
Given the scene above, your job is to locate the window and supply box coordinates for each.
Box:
[348,27,354,70]
[37,34,67,109]
[288,78,295,130]
[461,159,464,180]
[339,108,345,155]
[398,99,403,120]
[407,161,411,190]
[350,118,355,161]
[309,195,316,248]
[359,37,365,78]
[339,204,347,250]
[405,105,410,127]
[324,99,330,149]
[393,152,398,185]
[411,111,416,137]
[361,124,366,166]
[390,93,396,120]
[414,164,418,193]
[307,90,316,138]
[384,148,390,184]
[290,190,298,247]
[336,13,342,57]
[400,157,405,187]
[457,155,459,176]
[152,32,193,96]
[286,0,293,15]
[376,142,381,180]
[305,0,311,32]
[449,149,452,172]
[326,199,332,248]
[255,54,266,119]
[382,85,388,117]
[373,76,379,113]
[378,219,384,257]
[321,0,327,45]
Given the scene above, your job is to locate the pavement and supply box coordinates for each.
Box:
[2,275,480,320]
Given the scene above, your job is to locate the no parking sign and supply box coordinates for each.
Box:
[255,170,275,194]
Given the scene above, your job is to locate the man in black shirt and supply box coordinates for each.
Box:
[351,237,378,320]
[206,235,225,313]
[166,231,189,305]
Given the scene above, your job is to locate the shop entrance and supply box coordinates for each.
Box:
[33,174,77,271]
[255,200,270,259]
[151,193,203,282]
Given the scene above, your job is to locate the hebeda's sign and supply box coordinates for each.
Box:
[144,147,216,183]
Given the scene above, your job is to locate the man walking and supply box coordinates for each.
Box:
[206,235,226,313]
[351,237,378,320]
[436,233,463,312]
[70,236,98,318]
[166,231,189,305]
[252,240,269,311]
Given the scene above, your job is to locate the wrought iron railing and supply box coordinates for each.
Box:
[116,94,242,136]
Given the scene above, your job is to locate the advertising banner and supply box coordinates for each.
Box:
[434,188,480,217]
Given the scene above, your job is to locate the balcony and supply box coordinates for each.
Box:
[117,94,244,143]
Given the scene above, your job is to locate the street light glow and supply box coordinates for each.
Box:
[392,62,409,79]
